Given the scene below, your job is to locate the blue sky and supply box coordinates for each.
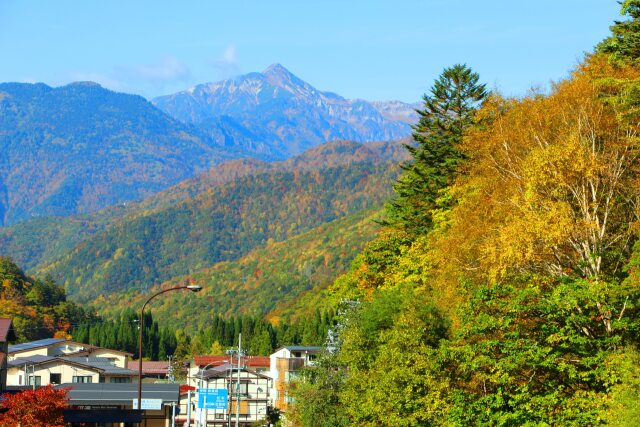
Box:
[0,1,621,102]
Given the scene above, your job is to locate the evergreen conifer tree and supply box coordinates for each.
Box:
[384,64,487,237]
[597,0,640,61]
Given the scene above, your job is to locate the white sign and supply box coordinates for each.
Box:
[133,398,163,410]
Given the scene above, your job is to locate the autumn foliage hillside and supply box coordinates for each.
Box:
[291,14,640,424]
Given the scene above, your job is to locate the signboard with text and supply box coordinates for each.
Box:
[132,398,163,410]
[197,388,228,409]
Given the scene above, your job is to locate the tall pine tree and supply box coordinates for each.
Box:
[597,0,640,61]
[384,64,487,237]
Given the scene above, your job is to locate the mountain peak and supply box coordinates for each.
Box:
[263,63,291,76]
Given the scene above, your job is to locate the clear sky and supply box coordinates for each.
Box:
[0,0,621,102]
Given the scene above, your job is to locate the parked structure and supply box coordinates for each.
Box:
[269,346,322,410]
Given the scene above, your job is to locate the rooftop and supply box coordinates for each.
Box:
[127,360,169,375]
[8,338,65,354]
[0,319,16,342]
[194,354,270,367]
[277,346,323,352]
[56,383,179,405]
[64,357,136,376]
[7,354,57,367]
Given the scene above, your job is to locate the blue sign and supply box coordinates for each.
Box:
[197,388,228,409]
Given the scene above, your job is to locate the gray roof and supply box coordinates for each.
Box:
[202,363,271,380]
[279,346,323,352]
[64,357,137,376]
[56,383,179,405]
[7,355,57,367]
[8,338,65,353]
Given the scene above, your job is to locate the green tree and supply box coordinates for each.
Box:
[288,353,349,427]
[597,0,640,61]
[384,64,487,237]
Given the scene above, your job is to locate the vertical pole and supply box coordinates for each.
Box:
[228,353,232,427]
[171,402,176,427]
[187,388,192,427]
[235,334,241,427]
[138,305,145,421]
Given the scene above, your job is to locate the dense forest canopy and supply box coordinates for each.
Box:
[289,4,640,426]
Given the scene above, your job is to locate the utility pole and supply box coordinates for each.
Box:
[235,333,241,427]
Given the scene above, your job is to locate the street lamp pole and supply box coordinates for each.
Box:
[137,284,202,418]
[199,361,225,427]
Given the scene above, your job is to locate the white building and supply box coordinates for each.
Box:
[269,346,322,410]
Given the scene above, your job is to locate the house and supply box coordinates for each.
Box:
[189,355,271,384]
[7,338,132,368]
[269,346,323,410]
[180,363,272,427]
[0,318,16,392]
[6,355,137,386]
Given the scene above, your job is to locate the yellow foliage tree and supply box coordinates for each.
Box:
[428,55,640,329]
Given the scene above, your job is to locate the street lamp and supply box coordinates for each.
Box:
[137,284,202,417]
[198,361,226,427]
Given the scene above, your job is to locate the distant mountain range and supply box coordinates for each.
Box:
[0,81,237,226]
[152,64,417,159]
[0,65,416,227]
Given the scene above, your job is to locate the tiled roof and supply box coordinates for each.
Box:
[127,361,169,375]
[245,356,270,367]
[0,319,16,342]
[193,355,270,368]
[193,355,230,367]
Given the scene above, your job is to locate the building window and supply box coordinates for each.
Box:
[109,377,132,383]
[50,373,61,385]
[72,376,93,383]
[28,376,41,386]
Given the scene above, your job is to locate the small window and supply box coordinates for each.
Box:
[50,373,61,385]
[109,377,132,383]
[28,376,41,386]
[72,376,93,383]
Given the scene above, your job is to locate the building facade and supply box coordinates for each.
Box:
[269,346,322,410]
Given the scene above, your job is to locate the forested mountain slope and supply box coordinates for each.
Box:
[37,158,400,301]
[94,207,382,331]
[0,82,234,226]
[0,138,408,271]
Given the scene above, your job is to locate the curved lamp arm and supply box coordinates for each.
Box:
[137,284,202,414]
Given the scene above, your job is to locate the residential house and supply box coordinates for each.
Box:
[269,346,322,410]
[189,355,270,385]
[6,355,137,386]
[180,363,272,427]
[0,319,16,392]
[7,338,132,368]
